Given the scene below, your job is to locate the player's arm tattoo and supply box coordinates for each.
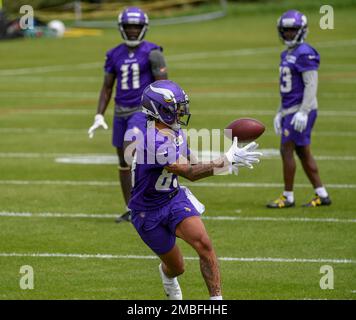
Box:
[96,72,115,115]
[166,157,225,181]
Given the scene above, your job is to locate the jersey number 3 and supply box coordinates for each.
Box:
[121,63,140,90]
[280,66,292,93]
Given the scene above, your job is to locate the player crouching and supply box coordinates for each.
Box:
[127,80,262,300]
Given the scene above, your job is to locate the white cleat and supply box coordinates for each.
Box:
[158,263,182,300]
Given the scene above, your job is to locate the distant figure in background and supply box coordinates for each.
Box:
[88,7,168,222]
[0,9,63,40]
[267,10,331,209]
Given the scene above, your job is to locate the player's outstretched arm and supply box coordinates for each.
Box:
[166,138,262,181]
[166,156,226,182]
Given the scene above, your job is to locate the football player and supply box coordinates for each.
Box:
[88,7,168,222]
[129,80,262,300]
[267,10,331,208]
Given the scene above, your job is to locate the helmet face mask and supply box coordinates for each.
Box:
[118,7,149,47]
[142,80,191,132]
[277,10,308,48]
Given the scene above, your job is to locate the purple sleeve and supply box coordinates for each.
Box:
[295,54,320,72]
[104,51,116,74]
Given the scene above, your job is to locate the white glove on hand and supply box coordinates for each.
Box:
[228,163,239,175]
[225,137,263,169]
[88,114,108,138]
[291,110,308,133]
[273,112,282,135]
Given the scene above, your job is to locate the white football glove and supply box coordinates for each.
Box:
[291,110,308,133]
[88,114,108,139]
[273,112,282,135]
[225,137,263,169]
[228,163,239,175]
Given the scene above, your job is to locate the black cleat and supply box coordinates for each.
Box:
[267,195,295,209]
[302,194,332,207]
[115,210,131,223]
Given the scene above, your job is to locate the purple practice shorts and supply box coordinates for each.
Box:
[112,112,147,149]
[281,110,317,146]
[130,189,201,255]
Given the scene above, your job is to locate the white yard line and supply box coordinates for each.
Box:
[0,211,355,224]
[0,252,354,264]
[0,152,113,159]
[0,62,102,76]
[1,152,356,163]
[0,179,355,189]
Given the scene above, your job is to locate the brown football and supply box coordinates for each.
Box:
[225,118,265,142]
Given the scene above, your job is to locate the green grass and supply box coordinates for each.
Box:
[0,4,356,300]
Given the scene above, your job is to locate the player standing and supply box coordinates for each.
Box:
[129,80,262,300]
[267,10,331,208]
[88,7,168,221]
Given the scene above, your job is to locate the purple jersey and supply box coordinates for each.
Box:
[128,126,190,211]
[104,41,162,107]
[280,43,320,109]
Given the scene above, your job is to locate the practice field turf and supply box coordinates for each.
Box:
[0,4,355,300]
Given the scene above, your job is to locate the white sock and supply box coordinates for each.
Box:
[283,191,294,203]
[159,264,176,283]
[210,295,223,300]
[315,187,328,198]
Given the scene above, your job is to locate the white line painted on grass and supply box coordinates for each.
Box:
[1,152,356,163]
[0,152,114,159]
[0,128,97,135]
[203,216,356,224]
[0,252,354,264]
[2,127,356,138]
[1,180,356,189]
[0,212,119,219]
[0,211,355,224]
[53,154,356,164]
[0,62,102,76]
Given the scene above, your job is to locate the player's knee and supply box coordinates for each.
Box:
[280,146,293,160]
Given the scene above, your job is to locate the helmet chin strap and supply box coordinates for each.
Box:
[125,39,141,47]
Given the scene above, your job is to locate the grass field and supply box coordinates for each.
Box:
[0,2,356,300]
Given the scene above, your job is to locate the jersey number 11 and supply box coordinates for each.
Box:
[121,63,140,90]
